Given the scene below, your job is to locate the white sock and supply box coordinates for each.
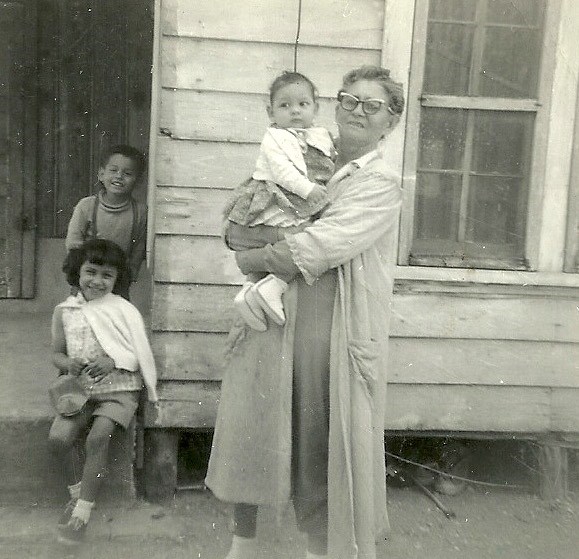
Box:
[224,535,257,559]
[71,499,94,524]
[68,482,81,500]
[306,552,327,559]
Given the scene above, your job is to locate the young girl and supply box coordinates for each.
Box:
[48,238,158,545]
[224,71,335,329]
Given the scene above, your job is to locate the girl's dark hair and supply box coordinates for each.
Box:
[63,239,131,295]
[341,66,405,116]
[100,144,147,179]
[269,71,318,104]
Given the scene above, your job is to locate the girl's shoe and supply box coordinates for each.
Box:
[57,518,87,545]
[252,274,287,326]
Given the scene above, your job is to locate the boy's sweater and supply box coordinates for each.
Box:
[66,192,147,279]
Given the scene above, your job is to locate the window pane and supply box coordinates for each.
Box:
[429,0,477,21]
[413,109,532,264]
[472,111,534,175]
[414,174,461,242]
[486,0,544,26]
[480,26,543,97]
[424,22,474,95]
[424,0,545,98]
[467,176,525,250]
[418,108,467,170]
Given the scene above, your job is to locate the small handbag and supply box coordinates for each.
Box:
[49,374,89,417]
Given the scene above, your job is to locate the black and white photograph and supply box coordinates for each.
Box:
[1,1,578,558]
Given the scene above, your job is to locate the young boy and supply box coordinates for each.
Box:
[66,145,147,298]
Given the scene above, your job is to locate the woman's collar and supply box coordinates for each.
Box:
[328,149,380,188]
[350,149,380,169]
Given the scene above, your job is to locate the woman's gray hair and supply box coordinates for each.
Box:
[340,66,405,116]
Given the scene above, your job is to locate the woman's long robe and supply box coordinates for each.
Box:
[205,152,402,559]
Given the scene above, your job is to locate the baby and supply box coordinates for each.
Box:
[224,71,335,329]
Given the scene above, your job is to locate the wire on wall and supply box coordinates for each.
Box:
[293,0,303,71]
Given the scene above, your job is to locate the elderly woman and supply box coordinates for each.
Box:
[206,65,405,559]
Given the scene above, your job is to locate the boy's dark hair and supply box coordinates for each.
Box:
[341,65,405,116]
[63,239,131,295]
[100,144,147,179]
[269,71,318,104]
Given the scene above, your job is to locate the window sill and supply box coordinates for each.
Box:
[394,266,579,294]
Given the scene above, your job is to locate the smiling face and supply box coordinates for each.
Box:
[79,260,118,301]
[335,79,397,157]
[267,81,318,129]
[98,154,139,204]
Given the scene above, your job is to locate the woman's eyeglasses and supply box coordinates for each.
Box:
[337,91,395,116]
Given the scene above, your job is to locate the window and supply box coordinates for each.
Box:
[401,0,552,270]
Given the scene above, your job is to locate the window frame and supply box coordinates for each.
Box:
[564,86,579,273]
[398,0,561,271]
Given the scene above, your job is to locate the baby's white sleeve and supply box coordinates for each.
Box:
[256,130,319,199]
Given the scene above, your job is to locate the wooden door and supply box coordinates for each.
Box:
[0,0,36,297]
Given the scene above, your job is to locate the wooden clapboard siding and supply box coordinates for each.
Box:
[152,284,233,332]
[156,137,258,188]
[159,90,269,142]
[149,0,579,437]
[152,332,225,380]
[161,0,298,43]
[146,380,579,433]
[152,381,221,429]
[155,186,230,236]
[161,0,383,49]
[155,236,241,284]
[161,37,381,97]
[160,90,340,141]
[161,38,293,94]
[297,1,384,49]
[152,283,579,343]
[153,332,579,389]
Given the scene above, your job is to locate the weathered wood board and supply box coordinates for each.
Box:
[146,381,579,434]
[152,332,579,388]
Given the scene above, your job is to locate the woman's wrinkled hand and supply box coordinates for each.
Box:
[84,355,115,383]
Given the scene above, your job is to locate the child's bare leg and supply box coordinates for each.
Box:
[62,415,116,533]
[48,413,91,485]
[79,415,117,503]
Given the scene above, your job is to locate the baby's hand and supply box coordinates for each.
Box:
[67,358,86,377]
[307,184,327,206]
[84,356,115,383]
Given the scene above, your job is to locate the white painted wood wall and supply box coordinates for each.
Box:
[146,0,579,436]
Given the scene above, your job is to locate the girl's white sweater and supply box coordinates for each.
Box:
[57,293,158,401]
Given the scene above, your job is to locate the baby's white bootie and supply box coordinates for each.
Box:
[252,274,288,326]
[234,282,267,331]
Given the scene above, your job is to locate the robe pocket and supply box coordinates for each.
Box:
[348,339,380,400]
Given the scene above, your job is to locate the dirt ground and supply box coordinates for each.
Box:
[2,485,578,559]
[3,438,578,559]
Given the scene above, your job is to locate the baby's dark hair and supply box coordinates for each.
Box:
[63,239,131,295]
[269,71,318,104]
[100,144,147,179]
[341,66,405,116]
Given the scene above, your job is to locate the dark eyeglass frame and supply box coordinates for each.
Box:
[337,91,395,116]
